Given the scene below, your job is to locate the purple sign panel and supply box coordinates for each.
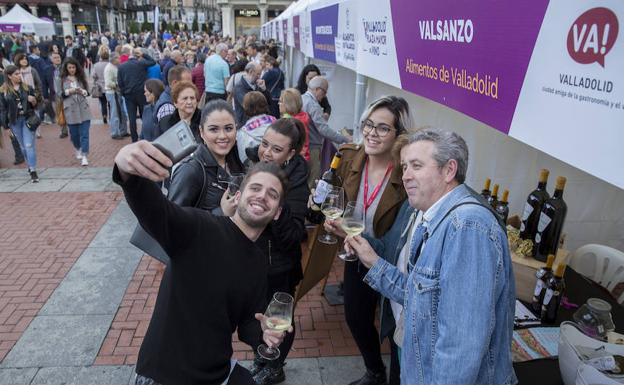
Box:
[311,4,339,63]
[390,0,548,133]
[0,24,21,33]
[293,15,301,50]
[283,19,288,43]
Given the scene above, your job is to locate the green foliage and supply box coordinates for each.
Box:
[128,20,139,34]
[142,20,151,32]
[161,20,168,32]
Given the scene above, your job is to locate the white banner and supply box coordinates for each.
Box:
[137,12,144,23]
[509,0,624,188]
[335,0,357,70]
[147,11,154,23]
[355,0,401,87]
[198,12,205,24]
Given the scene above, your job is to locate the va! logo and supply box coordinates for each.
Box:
[567,7,618,67]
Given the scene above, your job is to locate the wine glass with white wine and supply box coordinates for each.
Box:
[257,292,294,360]
[318,186,345,244]
[339,201,365,262]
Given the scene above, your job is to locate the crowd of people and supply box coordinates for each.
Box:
[1,29,517,385]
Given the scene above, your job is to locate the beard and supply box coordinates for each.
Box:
[237,203,275,229]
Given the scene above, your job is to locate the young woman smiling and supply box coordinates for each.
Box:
[317,96,412,385]
[167,99,244,212]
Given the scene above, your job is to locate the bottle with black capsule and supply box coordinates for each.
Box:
[540,263,566,324]
[531,254,555,313]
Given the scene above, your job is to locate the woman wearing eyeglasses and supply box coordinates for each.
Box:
[315,96,412,385]
[167,99,244,212]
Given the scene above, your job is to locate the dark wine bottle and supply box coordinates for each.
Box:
[540,263,566,323]
[487,184,499,209]
[307,152,343,224]
[495,190,509,223]
[481,178,492,200]
[531,254,555,313]
[534,176,567,262]
[520,169,550,241]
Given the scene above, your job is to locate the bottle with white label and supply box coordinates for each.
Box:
[520,169,550,241]
[534,176,567,262]
[540,263,566,324]
[307,152,343,224]
[530,254,555,313]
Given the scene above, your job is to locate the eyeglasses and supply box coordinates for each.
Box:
[362,119,396,137]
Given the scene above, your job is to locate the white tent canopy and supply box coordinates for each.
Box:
[0,4,55,37]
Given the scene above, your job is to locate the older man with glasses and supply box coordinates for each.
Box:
[301,75,352,186]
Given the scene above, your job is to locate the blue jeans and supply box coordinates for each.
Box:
[106,92,128,136]
[10,116,36,169]
[68,120,91,154]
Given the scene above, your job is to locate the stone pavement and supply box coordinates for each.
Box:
[0,103,389,384]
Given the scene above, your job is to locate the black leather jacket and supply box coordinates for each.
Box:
[256,155,310,282]
[167,143,244,213]
[0,85,38,128]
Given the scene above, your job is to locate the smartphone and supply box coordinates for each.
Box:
[152,120,198,164]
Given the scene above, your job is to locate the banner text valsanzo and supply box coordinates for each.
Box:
[418,19,474,43]
[405,58,499,100]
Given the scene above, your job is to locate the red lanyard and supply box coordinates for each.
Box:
[363,159,393,213]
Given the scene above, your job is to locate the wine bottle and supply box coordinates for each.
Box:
[307,152,343,223]
[530,254,555,313]
[520,169,550,241]
[487,184,499,209]
[495,190,509,223]
[540,263,566,323]
[534,176,567,262]
[481,178,492,200]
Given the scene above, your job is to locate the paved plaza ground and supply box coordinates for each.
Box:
[0,101,388,384]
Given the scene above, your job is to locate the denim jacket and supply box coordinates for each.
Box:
[364,184,517,385]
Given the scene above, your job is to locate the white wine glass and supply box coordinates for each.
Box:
[318,186,345,245]
[257,292,294,360]
[339,201,365,262]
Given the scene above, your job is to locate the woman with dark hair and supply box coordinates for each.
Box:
[296,64,331,118]
[262,55,284,119]
[228,118,310,385]
[237,91,276,165]
[140,79,165,141]
[167,99,244,212]
[0,65,41,181]
[61,56,92,166]
[14,52,43,137]
[315,96,413,385]
[158,80,202,142]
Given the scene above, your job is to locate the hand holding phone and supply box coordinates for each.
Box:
[151,120,198,165]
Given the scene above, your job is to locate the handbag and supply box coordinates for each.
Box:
[56,99,66,126]
[129,157,207,265]
[90,74,103,98]
[25,112,41,132]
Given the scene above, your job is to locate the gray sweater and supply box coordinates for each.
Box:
[301,90,349,147]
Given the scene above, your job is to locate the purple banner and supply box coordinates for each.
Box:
[0,24,21,33]
[390,0,548,133]
[311,4,339,63]
[293,16,301,50]
[282,19,288,43]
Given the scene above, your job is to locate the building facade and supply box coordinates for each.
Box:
[216,0,292,38]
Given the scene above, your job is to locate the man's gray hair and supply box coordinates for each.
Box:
[308,76,328,91]
[215,43,228,54]
[408,128,469,184]
[245,61,259,73]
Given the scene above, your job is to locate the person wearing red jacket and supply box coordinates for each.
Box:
[278,88,311,161]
